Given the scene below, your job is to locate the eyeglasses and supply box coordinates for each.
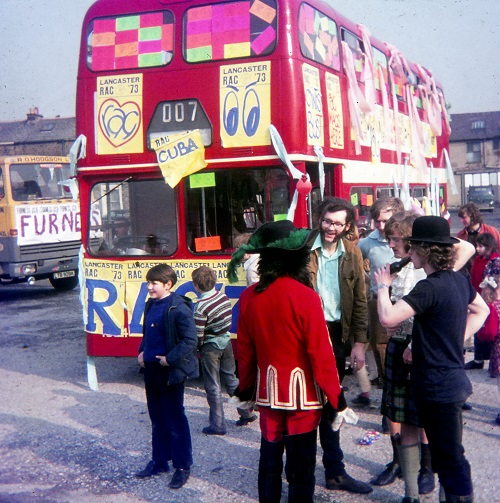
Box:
[321,218,346,229]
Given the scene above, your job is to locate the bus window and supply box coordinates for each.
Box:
[349,186,374,229]
[412,186,427,204]
[0,168,4,199]
[376,187,395,199]
[373,47,388,92]
[184,0,277,63]
[10,163,71,201]
[185,167,288,253]
[298,3,340,71]
[340,28,364,82]
[90,178,177,256]
[86,11,174,71]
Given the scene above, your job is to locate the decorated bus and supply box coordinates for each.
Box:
[76,0,452,387]
[0,155,80,290]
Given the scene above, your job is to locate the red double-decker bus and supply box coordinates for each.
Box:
[76,0,451,386]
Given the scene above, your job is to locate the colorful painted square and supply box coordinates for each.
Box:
[88,11,174,71]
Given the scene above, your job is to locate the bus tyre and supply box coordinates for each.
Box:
[49,272,79,291]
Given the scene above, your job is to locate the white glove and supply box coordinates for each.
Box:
[331,407,359,432]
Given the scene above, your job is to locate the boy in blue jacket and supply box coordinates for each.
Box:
[136,264,199,490]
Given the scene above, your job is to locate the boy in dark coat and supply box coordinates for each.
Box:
[136,263,199,490]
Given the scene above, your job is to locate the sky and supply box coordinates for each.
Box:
[0,0,499,122]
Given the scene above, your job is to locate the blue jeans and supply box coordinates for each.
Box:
[144,363,193,470]
[417,400,473,497]
[200,341,251,430]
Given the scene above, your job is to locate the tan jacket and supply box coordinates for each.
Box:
[308,233,368,344]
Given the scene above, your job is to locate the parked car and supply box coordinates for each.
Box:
[467,185,495,212]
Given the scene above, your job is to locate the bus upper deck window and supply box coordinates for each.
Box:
[86,11,174,71]
[184,0,277,63]
[298,4,340,71]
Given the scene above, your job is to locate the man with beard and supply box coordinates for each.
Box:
[308,197,372,494]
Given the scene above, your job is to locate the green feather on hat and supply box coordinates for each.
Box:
[227,221,312,284]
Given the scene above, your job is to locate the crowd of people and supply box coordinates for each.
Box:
[133,197,499,503]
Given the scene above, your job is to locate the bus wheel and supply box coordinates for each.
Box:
[49,272,79,291]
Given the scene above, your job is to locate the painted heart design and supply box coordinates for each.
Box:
[98,99,142,148]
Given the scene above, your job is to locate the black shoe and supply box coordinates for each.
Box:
[352,394,371,407]
[462,402,472,411]
[418,467,435,494]
[135,460,170,478]
[370,461,402,486]
[326,473,373,494]
[402,498,420,503]
[236,414,258,426]
[464,360,484,370]
[168,468,190,489]
[496,413,500,426]
[202,426,226,435]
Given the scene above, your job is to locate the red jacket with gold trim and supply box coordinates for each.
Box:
[237,276,342,410]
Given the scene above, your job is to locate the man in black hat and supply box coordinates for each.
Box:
[228,220,345,503]
[308,197,372,495]
[374,215,489,503]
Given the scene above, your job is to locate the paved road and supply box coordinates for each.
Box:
[0,210,499,502]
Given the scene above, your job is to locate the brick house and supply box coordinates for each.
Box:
[0,107,76,157]
[449,111,500,208]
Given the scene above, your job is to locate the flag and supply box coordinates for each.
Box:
[154,130,207,188]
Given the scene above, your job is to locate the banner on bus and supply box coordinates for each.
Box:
[81,258,246,338]
[154,129,207,188]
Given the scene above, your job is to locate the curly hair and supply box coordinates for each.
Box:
[384,211,419,253]
[458,202,483,225]
[410,242,457,271]
[255,248,312,293]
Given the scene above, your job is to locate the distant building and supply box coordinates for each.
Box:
[449,111,500,208]
[0,107,75,157]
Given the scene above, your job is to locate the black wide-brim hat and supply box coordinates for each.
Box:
[404,216,459,245]
[227,220,314,283]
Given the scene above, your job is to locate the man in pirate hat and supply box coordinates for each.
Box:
[228,220,345,503]
[374,216,489,503]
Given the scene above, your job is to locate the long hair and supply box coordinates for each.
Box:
[255,248,312,293]
[411,243,457,271]
[458,202,483,225]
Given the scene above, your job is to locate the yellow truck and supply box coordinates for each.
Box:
[0,155,80,289]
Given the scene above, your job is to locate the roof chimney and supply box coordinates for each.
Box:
[26,107,43,123]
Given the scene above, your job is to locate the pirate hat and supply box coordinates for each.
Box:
[227,220,313,283]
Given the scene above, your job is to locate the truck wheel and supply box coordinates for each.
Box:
[49,272,79,291]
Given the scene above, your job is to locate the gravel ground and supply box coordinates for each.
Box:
[0,282,499,502]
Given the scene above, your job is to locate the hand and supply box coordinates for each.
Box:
[331,408,359,432]
[402,347,412,364]
[374,263,394,289]
[350,342,366,369]
[156,355,168,366]
[138,351,145,368]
